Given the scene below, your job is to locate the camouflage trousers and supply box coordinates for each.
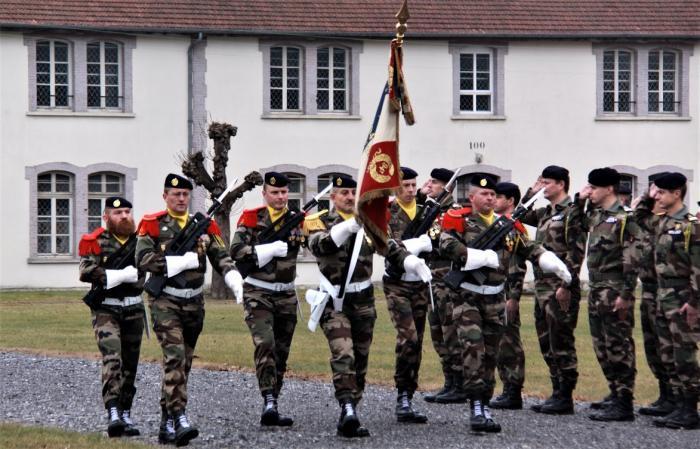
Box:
[383,276,429,394]
[639,283,668,383]
[320,292,376,404]
[588,285,636,396]
[453,290,505,400]
[496,306,524,388]
[150,295,205,414]
[242,285,298,397]
[92,304,144,410]
[533,277,580,386]
[656,286,700,396]
[428,277,461,377]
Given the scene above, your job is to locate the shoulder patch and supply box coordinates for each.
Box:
[207,220,222,236]
[78,227,105,256]
[303,210,329,234]
[137,210,166,237]
[238,206,265,228]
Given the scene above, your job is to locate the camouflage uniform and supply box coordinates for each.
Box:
[79,228,145,411]
[440,209,546,401]
[230,206,302,397]
[307,210,408,404]
[520,190,585,391]
[135,210,236,414]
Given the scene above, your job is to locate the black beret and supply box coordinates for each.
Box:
[495,182,521,204]
[164,173,193,190]
[400,166,418,180]
[469,173,497,190]
[587,167,620,187]
[104,196,132,209]
[541,165,570,183]
[654,172,687,190]
[649,172,670,184]
[333,174,357,188]
[430,168,454,184]
[264,171,289,187]
[617,184,632,195]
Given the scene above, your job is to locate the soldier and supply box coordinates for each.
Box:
[576,167,641,422]
[230,171,302,427]
[440,174,571,432]
[648,172,699,430]
[306,174,431,438]
[136,174,243,446]
[519,166,585,415]
[419,168,467,404]
[617,183,633,208]
[79,196,145,437]
[490,182,528,410]
[383,166,432,423]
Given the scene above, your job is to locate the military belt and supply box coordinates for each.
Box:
[102,296,143,307]
[658,278,690,289]
[459,281,504,295]
[588,272,624,283]
[333,279,372,294]
[383,270,423,283]
[162,285,204,299]
[244,276,295,292]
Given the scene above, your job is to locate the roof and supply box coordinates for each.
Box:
[1,1,699,39]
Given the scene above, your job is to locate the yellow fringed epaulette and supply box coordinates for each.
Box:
[302,210,329,234]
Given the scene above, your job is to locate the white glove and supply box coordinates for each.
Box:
[403,254,432,283]
[254,240,289,268]
[224,270,244,304]
[165,252,199,278]
[462,248,500,271]
[105,265,138,289]
[403,234,433,256]
[538,251,572,285]
[330,217,361,247]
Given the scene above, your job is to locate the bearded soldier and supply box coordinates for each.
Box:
[79,196,144,437]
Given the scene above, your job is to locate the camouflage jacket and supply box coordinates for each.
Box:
[416,191,457,274]
[520,190,585,285]
[230,206,304,283]
[135,210,235,289]
[79,227,145,299]
[632,194,659,285]
[576,197,642,300]
[439,208,545,291]
[384,199,426,277]
[653,205,700,307]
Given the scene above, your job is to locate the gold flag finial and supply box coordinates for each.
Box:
[395,0,410,45]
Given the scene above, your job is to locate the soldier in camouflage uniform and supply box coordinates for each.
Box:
[79,196,145,438]
[647,173,699,429]
[417,168,466,404]
[575,167,642,422]
[383,167,432,423]
[490,182,528,411]
[519,166,585,415]
[136,174,243,446]
[230,172,302,427]
[306,174,431,438]
[440,174,572,433]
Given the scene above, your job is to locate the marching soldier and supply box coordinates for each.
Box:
[519,166,585,415]
[230,172,302,427]
[648,173,699,430]
[306,174,431,438]
[79,196,145,438]
[136,174,243,446]
[383,167,432,423]
[576,167,642,422]
[490,182,528,410]
[440,174,571,432]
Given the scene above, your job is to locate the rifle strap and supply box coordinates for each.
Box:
[336,229,364,306]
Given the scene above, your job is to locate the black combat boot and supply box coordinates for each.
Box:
[158,407,176,445]
[639,381,675,416]
[424,372,453,403]
[540,380,574,415]
[589,391,616,410]
[106,401,125,438]
[396,390,428,423]
[655,393,699,430]
[589,390,634,422]
[173,411,199,447]
[532,377,560,413]
[435,373,468,404]
[469,398,501,433]
[337,400,361,438]
[120,409,140,436]
[260,392,294,426]
[489,383,523,410]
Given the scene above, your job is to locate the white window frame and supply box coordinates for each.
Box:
[648,49,679,114]
[458,49,493,114]
[449,43,507,119]
[269,46,304,112]
[36,172,74,255]
[602,49,635,114]
[316,46,349,113]
[35,39,73,109]
[87,172,125,231]
[87,41,123,110]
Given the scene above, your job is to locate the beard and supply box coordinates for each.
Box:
[107,216,136,238]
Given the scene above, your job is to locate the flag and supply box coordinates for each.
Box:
[356,37,414,254]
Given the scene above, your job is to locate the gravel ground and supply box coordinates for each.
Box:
[1,351,697,448]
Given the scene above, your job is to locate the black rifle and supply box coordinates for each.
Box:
[443,189,544,290]
[144,180,238,298]
[82,234,138,308]
[401,168,461,242]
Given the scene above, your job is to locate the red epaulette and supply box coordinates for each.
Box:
[207,220,222,236]
[514,220,527,236]
[137,210,167,237]
[441,207,471,233]
[237,206,265,228]
[78,227,105,256]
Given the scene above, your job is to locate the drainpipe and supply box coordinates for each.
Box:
[187,32,206,212]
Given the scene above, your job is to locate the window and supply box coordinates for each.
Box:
[648,50,678,113]
[317,47,348,112]
[453,172,501,205]
[36,40,72,108]
[603,50,634,113]
[87,172,125,231]
[87,42,122,109]
[36,172,73,255]
[449,44,507,118]
[317,172,348,212]
[283,173,305,210]
[270,46,302,111]
[459,51,492,113]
